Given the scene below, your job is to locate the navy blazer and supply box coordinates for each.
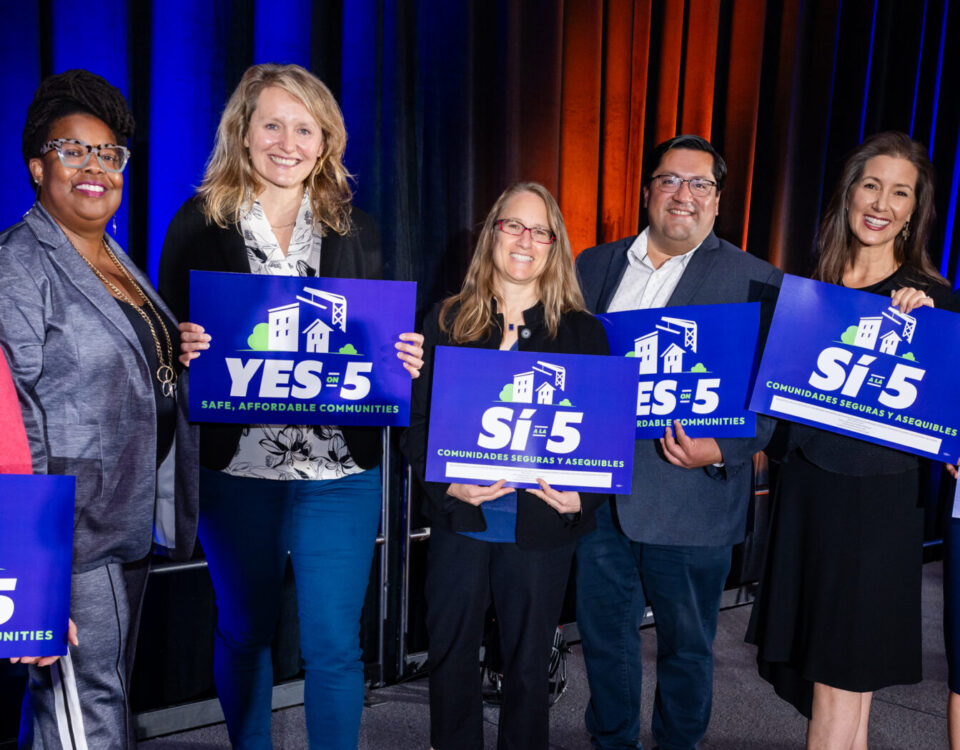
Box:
[577,231,782,546]
[0,204,199,572]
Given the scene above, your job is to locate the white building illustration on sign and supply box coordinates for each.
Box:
[879,330,902,355]
[268,303,300,351]
[634,316,698,374]
[661,342,685,373]
[266,286,348,353]
[512,361,567,405]
[302,318,334,353]
[854,307,915,354]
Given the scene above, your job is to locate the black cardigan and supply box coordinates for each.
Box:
[158,196,384,471]
[400,300,611,549]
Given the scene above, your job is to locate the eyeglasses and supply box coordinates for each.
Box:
[649,174,716,197]
[496,219,556,245]
[39,138,131,173]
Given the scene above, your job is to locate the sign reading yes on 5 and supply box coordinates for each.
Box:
[426,347,637,493]
[189,271,416,426]
[0,474,74,658]
[750,274,960,462]
[599,303,760,438]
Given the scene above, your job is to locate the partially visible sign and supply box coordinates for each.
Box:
[426,347,637,492]
[599,303,760,438]
[750,274,960,461]
[0,474,74,658]
[189,271,416,426]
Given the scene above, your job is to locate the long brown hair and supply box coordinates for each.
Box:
[197,63,353,235]
[814,131,943,285]
[439,182,585,343]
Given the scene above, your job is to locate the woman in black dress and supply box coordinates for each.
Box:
[747,131,957,749]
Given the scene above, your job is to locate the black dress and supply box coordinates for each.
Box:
[746,269,957,717]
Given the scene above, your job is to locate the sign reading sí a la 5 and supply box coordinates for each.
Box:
[750,274,960,461]
[426,347,637,493]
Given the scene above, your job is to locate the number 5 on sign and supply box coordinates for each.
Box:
[0,577,16,625]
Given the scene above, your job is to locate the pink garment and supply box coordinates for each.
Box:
[0,350,31,473]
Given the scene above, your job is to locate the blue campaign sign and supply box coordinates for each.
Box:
[189,271,416,426]
[0,474,74,658]
[598,303,760,438]
[750,274,960,461]
[425,347,637,493]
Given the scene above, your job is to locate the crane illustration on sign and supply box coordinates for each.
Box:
[630,316,704,374]
[248,286,357,354]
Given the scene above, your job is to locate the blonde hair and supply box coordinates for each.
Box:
[440,182,585,343]
[198,63,353,234]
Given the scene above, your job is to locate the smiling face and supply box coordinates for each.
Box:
[847,154,917,256]
[643,148,720,261]
[491,190,552,295]
[28,113,123,235]
[244,86,324,196]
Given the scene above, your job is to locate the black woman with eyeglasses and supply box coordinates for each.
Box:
[401,182,610,750]
[0,70,198,749]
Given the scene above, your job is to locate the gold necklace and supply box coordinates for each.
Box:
[76,240,177,397]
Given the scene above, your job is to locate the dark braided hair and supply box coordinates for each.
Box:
[22,69,135,176]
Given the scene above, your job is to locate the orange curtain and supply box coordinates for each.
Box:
[557,0,768,256]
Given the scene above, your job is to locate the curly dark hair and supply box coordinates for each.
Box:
[21,69,135,174]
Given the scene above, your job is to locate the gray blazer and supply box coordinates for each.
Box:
[0,204,198,573]
[577,231,782,546]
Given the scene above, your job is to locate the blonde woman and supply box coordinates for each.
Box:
[159,64,422,750]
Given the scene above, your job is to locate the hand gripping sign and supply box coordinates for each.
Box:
[189,271,416,426]
[0,474,74,658]
[426,347,637,493]
[599,303,761,438]
[750,274,960,461]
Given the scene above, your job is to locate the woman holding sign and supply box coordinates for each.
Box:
[748,131,957,748]
[158,63,422,750]
[401,182,609,750]
[0,71,198,749]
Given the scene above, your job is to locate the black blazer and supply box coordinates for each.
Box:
[158,196,383,471]
[400,301,610,549]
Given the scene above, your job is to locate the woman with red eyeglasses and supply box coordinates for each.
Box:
[402,182,609,750]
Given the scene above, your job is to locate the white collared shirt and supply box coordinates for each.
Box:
[606,229,700,312]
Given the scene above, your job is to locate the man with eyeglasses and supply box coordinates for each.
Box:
[575,134,782,750]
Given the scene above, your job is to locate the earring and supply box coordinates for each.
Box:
[901,221,910,241]
[34,179,41,200]
[112,215,117,236]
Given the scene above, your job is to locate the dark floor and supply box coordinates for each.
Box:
[142,562,950,749]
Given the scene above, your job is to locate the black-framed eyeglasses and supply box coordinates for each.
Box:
[650,174,716,197]
[496,219,556,245]
[39,138,131,173]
